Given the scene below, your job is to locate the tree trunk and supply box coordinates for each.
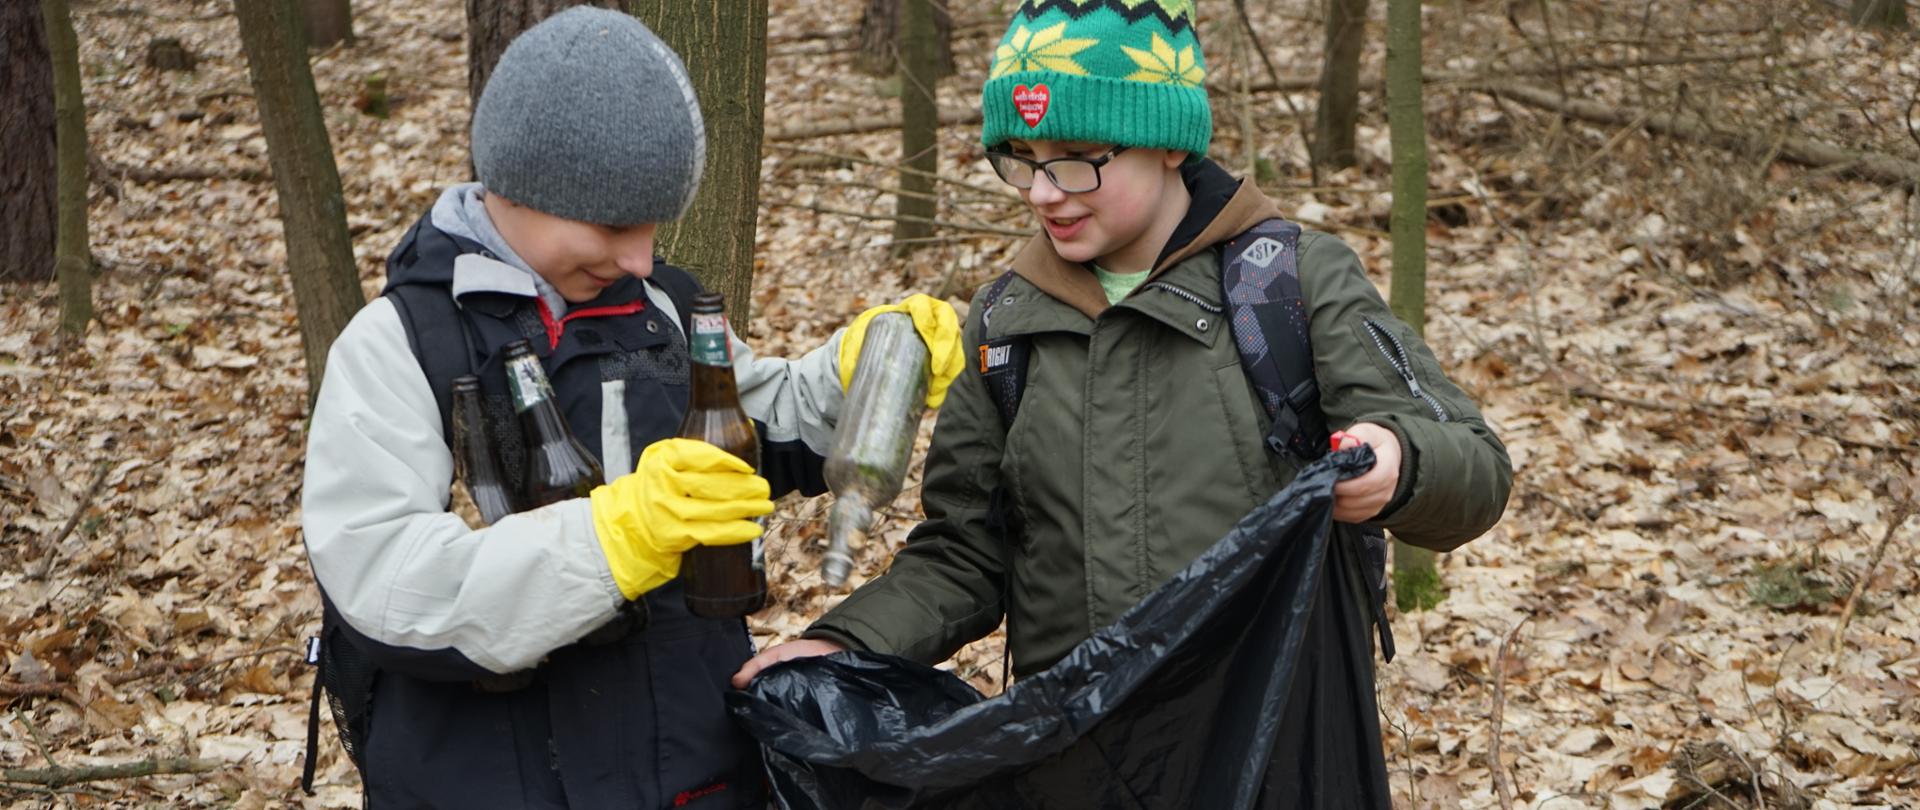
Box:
[1,2,56,285]
[892,0,938,253]
[627,0,767,315]
[854,0,953,80]
[1385,0,1442,612]
[234,0,366,402]
[1312,0,1366,173]
[1849,0,1909,30]
[300,0,354,48]
[42,0,90,336]
[465,0,619,122]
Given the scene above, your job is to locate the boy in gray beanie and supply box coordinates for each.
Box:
[299,8,962,807]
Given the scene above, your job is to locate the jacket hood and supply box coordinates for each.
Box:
[1009,158,1283,319]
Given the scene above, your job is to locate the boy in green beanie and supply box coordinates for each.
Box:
[738,1,1511,804]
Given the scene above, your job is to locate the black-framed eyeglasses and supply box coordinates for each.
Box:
[985,146,1131,193]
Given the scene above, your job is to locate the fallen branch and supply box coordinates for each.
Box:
[1832,504,1914,658]
[768,107,980,141]
[0,758,218,789]
[0,682,67,699]
[35,460,112,580]
[767,143,1019,201]
[1467,79,1920,189]
[97,161,269,185]
[764,199,1032,237]
[1489,617,1528,810]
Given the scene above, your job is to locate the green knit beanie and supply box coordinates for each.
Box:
[980,0,1210,158]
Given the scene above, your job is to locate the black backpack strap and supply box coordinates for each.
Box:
[1220,219,1394,662]
[976,270,1030,429]
[300,636,323,795]
[645,262,704,338]
[383,283,480,444]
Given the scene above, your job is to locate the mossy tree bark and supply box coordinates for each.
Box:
[1,2,56,286]
[234,0,366,402]
[893,0,939,254]
[42,0,90,337]
[627,0,768,317]
[1385,0,1443,612]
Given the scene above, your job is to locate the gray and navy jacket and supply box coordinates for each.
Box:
[301,185,844,808]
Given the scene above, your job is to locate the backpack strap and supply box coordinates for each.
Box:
[383,283,482,444]
[1220,218,1393,662]
[1219,219,1329,464]
[975,270,1030,429]
[645,262,704,338]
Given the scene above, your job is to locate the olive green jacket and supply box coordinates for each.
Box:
[810,178,1512,675]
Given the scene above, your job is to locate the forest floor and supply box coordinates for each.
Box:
[2,0,1918,807]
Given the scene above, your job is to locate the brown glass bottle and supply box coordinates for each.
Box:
[450,375,519,525]
[676,293,768,618]
[503,340,603,509]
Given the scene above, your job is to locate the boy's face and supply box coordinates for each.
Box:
[486,194,659,303]
[1003,140,1187,271]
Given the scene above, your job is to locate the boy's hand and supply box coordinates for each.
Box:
[732,638,845,689]
[590,439,774,600]
[839,294,965,408]
[1330,423,1401,523]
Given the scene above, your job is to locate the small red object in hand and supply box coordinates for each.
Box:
[1329,431,1362,452]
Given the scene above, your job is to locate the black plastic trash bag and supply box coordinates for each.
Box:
[729,450,1392,810]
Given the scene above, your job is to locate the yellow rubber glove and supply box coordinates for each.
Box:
[589,438,774,600]
[838,293,965,409]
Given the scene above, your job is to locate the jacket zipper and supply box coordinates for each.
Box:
[1142,281,1224,313]
[1362,318,1450,422]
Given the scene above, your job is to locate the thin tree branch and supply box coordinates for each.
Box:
[1832,506,1914,657]
[0,758,219,788]
[35,460,111,580]
[763,199,1032,237]
[1490,617,1528,810]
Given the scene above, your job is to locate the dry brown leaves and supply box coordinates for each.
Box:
[2,0,1916,807]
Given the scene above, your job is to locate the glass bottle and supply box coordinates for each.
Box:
[504,340,603,509]
[675,293,769,618]
[822,312,927,586]
[450,374,518,525]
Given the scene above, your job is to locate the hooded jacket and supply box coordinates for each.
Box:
[808,161,1512,676]
[302,184,844,808]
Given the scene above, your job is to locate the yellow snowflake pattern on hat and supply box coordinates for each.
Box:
[1120,32,1204,86]
[990,22,1097,79]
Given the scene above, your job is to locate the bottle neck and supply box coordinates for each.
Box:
[506,356,575,442]
[687,310,732,368]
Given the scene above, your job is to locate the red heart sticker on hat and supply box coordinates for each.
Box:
[1013,84,1050,128]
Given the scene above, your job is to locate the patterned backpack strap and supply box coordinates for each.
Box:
[1221,218,1394,662]
[1219,218,1328,462]
[976,270,1030,429]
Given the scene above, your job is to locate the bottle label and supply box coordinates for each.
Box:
[506,359,554,413]
[751,526,766,573]
[689,313,732,367]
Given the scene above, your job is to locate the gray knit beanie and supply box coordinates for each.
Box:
[472,7,705,226]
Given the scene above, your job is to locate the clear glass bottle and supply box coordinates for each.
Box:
[822,312,928,586]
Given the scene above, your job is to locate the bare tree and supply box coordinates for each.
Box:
[893,0,939,253]
[1313,0,1367,173]
[854,0,953,80]
[301,0,354,48]
[42,0,90,336]
[234,0,366,400]
[629,0,768,311]
[1,2,56,286]
[1385,0,1442,611]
